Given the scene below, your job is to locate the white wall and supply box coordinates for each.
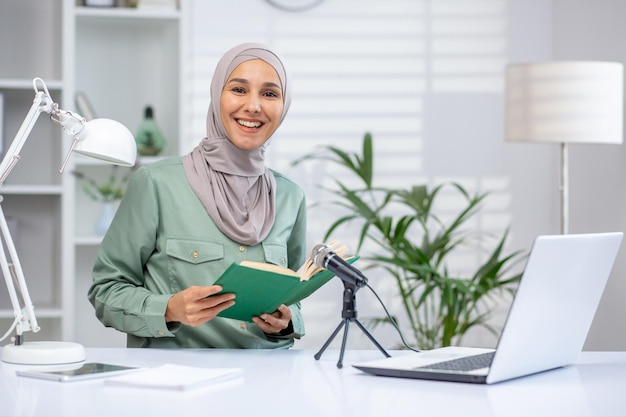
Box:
[186,0,625,351]
[552,0,626,351]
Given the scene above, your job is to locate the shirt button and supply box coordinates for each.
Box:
[239,245,245,252]
[281,257,286,265]
[192,251,199,259]
[240,322,246,330]
[158,330,164,336]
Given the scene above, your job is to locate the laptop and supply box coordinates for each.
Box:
[353,232,623,384]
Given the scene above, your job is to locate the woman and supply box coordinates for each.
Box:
[88,43,307,349]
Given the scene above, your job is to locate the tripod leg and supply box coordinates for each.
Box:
[314,320,346,360]
[353,319,391,358]
[336,320,351,369]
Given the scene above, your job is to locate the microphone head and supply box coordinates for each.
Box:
[311,243,332,268]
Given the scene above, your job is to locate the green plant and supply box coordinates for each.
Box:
[72,166,132,203]
[293,132,525,349]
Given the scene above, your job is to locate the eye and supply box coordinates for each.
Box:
[263,90,280,99]
[230,86,246,94]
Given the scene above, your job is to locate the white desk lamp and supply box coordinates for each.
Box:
[0,78,136,365]
[505,61,623,234]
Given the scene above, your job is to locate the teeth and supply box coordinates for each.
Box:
[238,119,261,128]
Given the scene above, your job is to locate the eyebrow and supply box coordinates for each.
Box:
[227,78,281,90]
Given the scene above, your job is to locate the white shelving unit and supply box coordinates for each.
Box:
[0,0,66,343]
[0,0,187,348]
[65,0,187,347]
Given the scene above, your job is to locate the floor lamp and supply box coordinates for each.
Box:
[0,78,137,365]
[505,61,624,234]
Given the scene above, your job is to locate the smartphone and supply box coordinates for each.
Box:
[16,362,140,382]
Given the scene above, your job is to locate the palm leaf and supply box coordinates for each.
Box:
[294,132,523,349]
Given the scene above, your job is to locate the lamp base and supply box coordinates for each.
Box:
[1,341,86,365]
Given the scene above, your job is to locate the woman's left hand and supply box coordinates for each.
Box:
[252,304,292,334]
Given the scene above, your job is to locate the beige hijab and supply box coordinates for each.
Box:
[182,43,292,246]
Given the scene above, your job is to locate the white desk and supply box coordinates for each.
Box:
[0,348,624,417]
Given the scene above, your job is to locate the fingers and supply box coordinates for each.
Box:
[277,304,292,318]
[198,285,225,298]
[252,304,291,334]
[201,293,236,314]
[165,285,235,326]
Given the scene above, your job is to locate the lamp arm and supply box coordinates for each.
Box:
[56,111,87,174]
[0,204,38,340]
[0,77,134,347]
[0,78,87,184]
[0,78,62,342]
[0,77,133,364]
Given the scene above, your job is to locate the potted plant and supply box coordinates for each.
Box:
[73,165,134,235]
[73,166,132,202]
[293,132,525,349]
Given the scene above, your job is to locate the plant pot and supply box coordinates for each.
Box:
[94,202,116,236]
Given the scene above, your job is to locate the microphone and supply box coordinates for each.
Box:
[311,243,368,288]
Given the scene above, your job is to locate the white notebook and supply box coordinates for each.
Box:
[104,364,243,391]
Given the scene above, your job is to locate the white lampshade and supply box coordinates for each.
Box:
[505,61,623,144]
[73,118,137,166]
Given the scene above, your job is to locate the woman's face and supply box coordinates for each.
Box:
[220,59,284,150]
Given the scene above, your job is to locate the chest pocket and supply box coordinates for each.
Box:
[165,240,225,290]
[262,243,289,268]
[166,240,224,264]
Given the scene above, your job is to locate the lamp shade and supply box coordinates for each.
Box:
[73,118,137,166]
[505,61,623,144]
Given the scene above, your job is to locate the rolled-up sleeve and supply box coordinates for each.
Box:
[88,166,174,338]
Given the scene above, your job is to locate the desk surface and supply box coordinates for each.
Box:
[1,348,625,417]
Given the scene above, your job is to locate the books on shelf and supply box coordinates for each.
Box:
[214,241,356,322]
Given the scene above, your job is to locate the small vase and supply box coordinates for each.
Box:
[135,105,166,156]
[94,202,116,236]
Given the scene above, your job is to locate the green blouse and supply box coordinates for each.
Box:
[88,157,307,349]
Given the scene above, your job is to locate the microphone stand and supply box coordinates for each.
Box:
[314,279,390,368]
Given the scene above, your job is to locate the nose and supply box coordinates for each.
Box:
[246,98,261,113]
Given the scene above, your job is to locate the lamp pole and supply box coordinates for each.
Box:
[560,143,569,235]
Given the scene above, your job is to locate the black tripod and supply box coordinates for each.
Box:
[314,280,390,368]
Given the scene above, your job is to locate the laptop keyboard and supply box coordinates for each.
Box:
[416,351,495,372]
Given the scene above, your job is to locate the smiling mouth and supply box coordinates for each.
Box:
[237,119,262,128]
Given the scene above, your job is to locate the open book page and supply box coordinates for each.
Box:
[297,240,349,281]
[238,261,298,277]
[238,240,350,281]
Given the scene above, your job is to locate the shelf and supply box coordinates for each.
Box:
[73,10,181,158]
[76,5,180,20]
[75,235,104,246]
[0,308,63,319]
[73,155,169,166]
[0,79,63,90]
[0,185,63,195]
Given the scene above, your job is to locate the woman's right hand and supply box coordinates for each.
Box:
[165,285,235,327]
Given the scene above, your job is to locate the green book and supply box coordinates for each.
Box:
[214,256,359,322]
